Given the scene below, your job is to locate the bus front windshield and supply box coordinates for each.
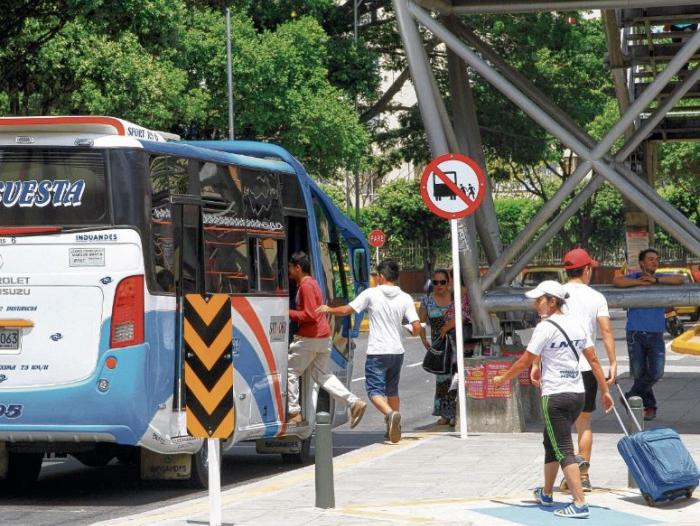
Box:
[0,148,109,226]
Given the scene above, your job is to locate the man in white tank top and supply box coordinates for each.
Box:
[532,248,617,492]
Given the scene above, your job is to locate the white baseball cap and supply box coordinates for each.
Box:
[524,280,568,300]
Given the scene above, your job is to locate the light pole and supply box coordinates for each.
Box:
[226,8,235,140]
[352,0,366,222]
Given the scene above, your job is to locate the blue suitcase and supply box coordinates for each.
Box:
[614,386,699,506]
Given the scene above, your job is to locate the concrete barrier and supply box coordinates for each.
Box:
[455,355,525,433]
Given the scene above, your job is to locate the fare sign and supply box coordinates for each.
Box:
[368,229,386,248]
[420,153,486,220]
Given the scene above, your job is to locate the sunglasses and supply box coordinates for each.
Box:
[432,279,448,286]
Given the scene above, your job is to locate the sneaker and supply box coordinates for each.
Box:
[575,455,590,475]
[581,475,592,492]
[559,476,592,492]
[644,407,657,421]
[350,400,367,429]
[533,487,554,506]
[386,411,401,443]
[554,502,590,518]
[559,478,570,492]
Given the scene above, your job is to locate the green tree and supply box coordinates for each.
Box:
[493,196,541,245]
[362,179,449,270]
[0,2,369,178]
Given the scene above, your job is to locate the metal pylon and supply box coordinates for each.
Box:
[392,0,700,329]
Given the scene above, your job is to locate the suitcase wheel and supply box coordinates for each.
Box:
[642,493,656,507]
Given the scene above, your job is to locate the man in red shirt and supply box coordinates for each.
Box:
[287,251,367,427]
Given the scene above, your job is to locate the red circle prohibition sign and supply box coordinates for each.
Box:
[420,153,486,220]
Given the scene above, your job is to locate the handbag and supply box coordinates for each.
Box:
[422,336,452,375]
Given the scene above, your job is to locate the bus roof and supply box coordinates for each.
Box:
[0,116,295,174]
[138,140,296,175]
[0,116,171,142]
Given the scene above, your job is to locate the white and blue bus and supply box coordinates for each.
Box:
[0,116,370,487]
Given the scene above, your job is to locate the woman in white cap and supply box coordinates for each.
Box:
[493,280,613,519]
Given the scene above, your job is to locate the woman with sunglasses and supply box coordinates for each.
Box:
[419,269,471,426]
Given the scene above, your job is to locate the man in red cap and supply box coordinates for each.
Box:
[531,248,617,493]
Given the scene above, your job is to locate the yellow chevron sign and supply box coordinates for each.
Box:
[184,294,234,439]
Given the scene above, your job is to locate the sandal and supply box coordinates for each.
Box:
[436,417,450,425]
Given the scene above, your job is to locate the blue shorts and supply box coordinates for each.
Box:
[365,354,404,398]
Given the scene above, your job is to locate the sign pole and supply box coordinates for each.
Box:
[208,438,221,526]
[419,152,485,442]
[375,246,379,267]
[184,294,234,526]
[451,219,468,439]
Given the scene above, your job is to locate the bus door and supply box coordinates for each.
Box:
[149,155,206,415]
[169,194,205,412]
[310,196,354,421]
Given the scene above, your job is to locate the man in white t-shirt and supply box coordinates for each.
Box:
[531,248,617,492]
[317,260,421,443]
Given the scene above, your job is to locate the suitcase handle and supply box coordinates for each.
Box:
[612,382,643,436]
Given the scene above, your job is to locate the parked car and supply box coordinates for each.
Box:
[657,267,700,321]
[514,266,568,287]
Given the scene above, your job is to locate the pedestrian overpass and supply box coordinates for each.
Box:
[392,0,700,341]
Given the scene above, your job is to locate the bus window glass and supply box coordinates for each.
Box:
[353,248,368,283]
[149,155,189,197]
[242,169,284,231]
[200,163,244,214]
[280,173,305,210]
[313,199,336,301]
[201,165,248,294]
[148,155,199,294]
[151,202,176,292]
[0,149,108,225]
[249,237,286,294]
[313,197,350,359]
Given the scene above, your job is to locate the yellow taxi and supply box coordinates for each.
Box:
[516,266,568,287]
[657,267,700,321]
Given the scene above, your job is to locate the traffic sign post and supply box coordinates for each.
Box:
[184,293,235,526]
[420,153,486,441]
[368,229,386,266]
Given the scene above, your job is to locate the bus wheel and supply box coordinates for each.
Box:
[281,437,311,465]
[73,445,116,467]
[187,440,222,489]
[115,445,140,466]
[6,452,43,489]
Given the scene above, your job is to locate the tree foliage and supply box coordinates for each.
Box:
[493,196,541,245]
[0,1,369,178]
[362,179,449,266]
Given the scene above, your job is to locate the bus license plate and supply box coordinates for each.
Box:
[0,329,20,350]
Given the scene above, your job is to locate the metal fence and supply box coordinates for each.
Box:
[380,241,700,271]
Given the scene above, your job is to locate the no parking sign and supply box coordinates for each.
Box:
[420,153,486,220]
[419,152,487,441]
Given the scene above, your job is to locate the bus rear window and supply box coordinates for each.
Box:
[0,148,109,226]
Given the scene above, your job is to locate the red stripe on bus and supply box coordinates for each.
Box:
[231,296,287,436]
[0,116,126,135]
[0,226,61,235]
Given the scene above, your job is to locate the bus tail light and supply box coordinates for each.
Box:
[110,275,145,348]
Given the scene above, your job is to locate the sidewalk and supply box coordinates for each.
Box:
[97,372,700,526]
